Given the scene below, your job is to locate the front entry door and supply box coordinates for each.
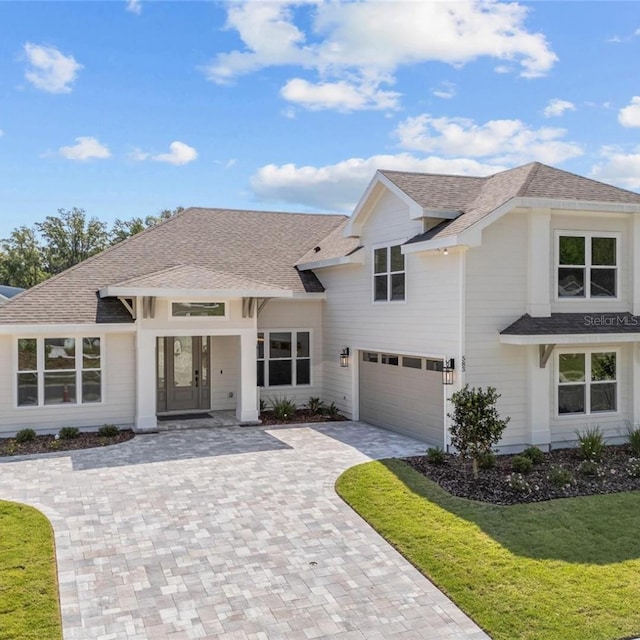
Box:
[159,337,211,412]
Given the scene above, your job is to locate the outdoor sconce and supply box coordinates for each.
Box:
[340,347,350,368]
[442,358,455,385]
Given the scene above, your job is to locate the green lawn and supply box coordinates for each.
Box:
[336,459,640,640]
[0,500,62,640]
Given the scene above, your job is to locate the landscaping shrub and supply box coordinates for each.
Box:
[259,398,267,413]
[270,397,297,422]
[627,425,640,457]
[578,460,605,478]
[448,385,510,478]
[426,447,445,465]
[324,402,340,419]
[58,426,79,440]
[511,455,533,474]
[307,397,324,414]
[548,465,573,488]
[576,425,605,461]
[522,446,545,464]
[15,428,36,444]
[477,451,497,470]
[506,473,530,493]
[98,424,119,438]
[626,458,640,478]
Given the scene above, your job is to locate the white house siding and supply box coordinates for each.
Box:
[257,300,323,408]
[550,212,631,314]
[548,343,631,446]
[0,331,136,436]
[319,188,461,418]
[464,211,530,450]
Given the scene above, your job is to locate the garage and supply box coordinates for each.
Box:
[358,351,445,446]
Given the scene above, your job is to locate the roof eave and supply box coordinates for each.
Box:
[499,333,640,345]
[402,235,462,254]
[0,322,135,335]
[297,248,365,270]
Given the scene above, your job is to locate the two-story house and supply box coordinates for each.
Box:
[1,162,639,452]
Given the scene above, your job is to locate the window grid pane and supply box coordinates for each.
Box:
[44,338,75,371]
[44,372,76,405]
[17,373,38,406]
[390,245,404,272]
[82,337,101,369]
[559,236,585,265]
[82,371,102,403]
[18,339,37,372]
[374,248,387,274]
[591,237,616,266]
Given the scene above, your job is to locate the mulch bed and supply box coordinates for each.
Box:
[259,409,347,426]
[0,430,135,458]
[404,445,640,505]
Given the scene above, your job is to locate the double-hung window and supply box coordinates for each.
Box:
[557,350,617,415]
[557,234,617,299]
[17,337,103,407]
[257,331,311,387]
[373,244,405,301]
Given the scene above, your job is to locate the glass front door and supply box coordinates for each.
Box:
[157,336,211,413]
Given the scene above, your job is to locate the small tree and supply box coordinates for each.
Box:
[448,385,510,479]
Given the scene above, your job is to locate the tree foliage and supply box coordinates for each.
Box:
[448,385,510,478]
[0,206,184,288]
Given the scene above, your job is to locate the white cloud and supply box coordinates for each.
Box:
[127,147,150,161]
[152,141,198,165]
[544,99,576,118]
[619,97,640,128]
[432,81,456,100]
[204,0,557,111]
[591,148,640,189]
[58,136,111,161]
[281,77,400,111]
[250,153,504,211]
[23,43,82,94]
[395,114,583,165]
[126,0,142,15]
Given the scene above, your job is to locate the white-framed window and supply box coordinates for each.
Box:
[171,301,227,318]
[373,244,405,301]
[257,330,311,387]
[557,349,618,416]
[556,232,618,299]
[16,337,103,407]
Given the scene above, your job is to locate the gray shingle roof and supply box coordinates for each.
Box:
[397,162,640,245]
[501,313,640,335]
[0,208,346,325]
[296,220,362,266]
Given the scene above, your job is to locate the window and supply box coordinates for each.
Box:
[17,337,102,407]
[374,244,405,301]
[557,350,617,415]
[402,357,422,369]
[172,302,226,317]
[257,331,311,387]
[381,354,399,366]
[557,234,617,298]
[362,352,379,363]
[425,359,444,372]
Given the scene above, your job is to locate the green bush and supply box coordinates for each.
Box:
[270,397,297,422]
[15,428,36,444]
[522,446,545,464]
[511,455,533,474]
[426,447,446,465]
[448,384,510,478]
[478,452,497,470]
[578,460,604,478]
[576,425,605,461]
[324,402,341,419]
[58,426,79,440]
[507,473,530,493]
[98,424,119,438]
[259,398,267,413]
[307,397,324,414]
[626,425,640,457]
[548,465,573,488]
[626,458,640,478]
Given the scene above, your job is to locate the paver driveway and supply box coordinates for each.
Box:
[0,422,489,640]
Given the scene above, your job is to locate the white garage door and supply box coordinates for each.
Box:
[359,351,444,446]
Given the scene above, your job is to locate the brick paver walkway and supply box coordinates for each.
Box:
[0,422,489,639]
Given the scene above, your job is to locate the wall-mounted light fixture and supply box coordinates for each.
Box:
[340,347,350,368]
[443,247,449,256]
[442,358,455,385]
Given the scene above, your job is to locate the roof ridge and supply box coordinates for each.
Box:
[189,206,348,220]
[515,162,542,197]
[380,169,486,181]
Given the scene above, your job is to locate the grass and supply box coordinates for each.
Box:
[0,500,62,640]
[336,459,640,640]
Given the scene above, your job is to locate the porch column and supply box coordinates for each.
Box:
[236,329,259,424]
[528,344,551,447]
[135,330,157,431]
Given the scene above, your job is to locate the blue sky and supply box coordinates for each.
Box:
[1,0,639,237]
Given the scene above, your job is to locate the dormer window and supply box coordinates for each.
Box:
[374,244,405,301]
[557,233,617,299]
